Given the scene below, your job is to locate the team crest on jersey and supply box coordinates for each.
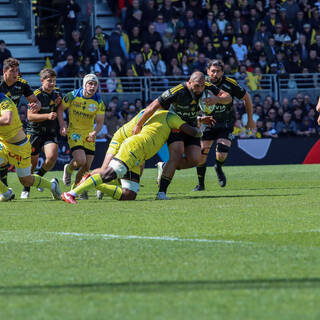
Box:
[87,104,97,112]
[71,133,81,142]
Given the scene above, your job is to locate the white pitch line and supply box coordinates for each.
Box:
[49,231,250,244]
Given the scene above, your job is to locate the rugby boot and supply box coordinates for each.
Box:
[155,191,170,200]
[63,164,72,186]
[0,188,15,202]
[62,192,77,204]
[192,184,205,191]
[51,178,62,200]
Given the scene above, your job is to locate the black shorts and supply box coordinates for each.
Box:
[202,124,234,142]
[28,133,58,155]
[167,130,201,147]
[70,145,95,155]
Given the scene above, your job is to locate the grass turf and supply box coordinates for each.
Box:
[1,164,320,319]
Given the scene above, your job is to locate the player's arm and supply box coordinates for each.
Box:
[205,89,232,105]
[26,94,41,113]
[180,123,203,137]
[132,98,163,134]
[0,110,12,125]
[27,109,57,122]
[88,114,105,142]
[242,92,256,130]
[316,96,320,112]
[58,92,73,136]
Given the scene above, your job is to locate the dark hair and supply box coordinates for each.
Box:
[206,59,224,71]
[3,57,19,71]
[40,68,57,80]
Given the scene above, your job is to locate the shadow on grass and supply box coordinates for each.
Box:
[1,278,319,295]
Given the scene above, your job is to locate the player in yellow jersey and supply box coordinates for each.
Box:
[61,109,203,204]
[58,74,105,199]
[95,108,145,200]
[0,92,61,201]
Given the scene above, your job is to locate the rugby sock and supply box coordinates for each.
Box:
[0,164,9,186]
[196,164,207,187]
[159,176,172,193]
[23,186,31,192]
[96,183,122,200]
[0,180,9,194]
[215,159,225,169]
[35,166,47,177]
[71,173,103,197]
[32,174,52,190]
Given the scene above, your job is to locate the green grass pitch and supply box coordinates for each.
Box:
[1,164,320,319]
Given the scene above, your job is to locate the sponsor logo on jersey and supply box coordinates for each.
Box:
[87,104,97,112]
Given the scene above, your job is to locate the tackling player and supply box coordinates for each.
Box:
[193,60,255,191]
[61,109,203,204]
[0,92,61,201]
[132,71,231,200]
[58,74,105,199]
[0,58,41,192]
[20,68,62,198]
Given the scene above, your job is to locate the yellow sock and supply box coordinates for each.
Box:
[32,174,52,190]
[0,180,8,194]
[73,173,103,196]
[66,164,73,174]
[96,183,123,200]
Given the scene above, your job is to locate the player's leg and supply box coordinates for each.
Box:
[0,164,9,187]
[157,140,184,200]
[36,141,58,175]
[214,137,231,187]
[0,149,14,201]
[63,148,87,186]
[193,140,214,191]
[75,153,94,199]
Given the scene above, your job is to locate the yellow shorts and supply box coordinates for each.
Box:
[68,131,95,154]
[0,138,31,169]
[114,135,147,176]
[106,128,124,156]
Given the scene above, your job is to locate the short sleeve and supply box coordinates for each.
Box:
[22,81,34,98]
[62,92,74,109]
[97,101,106,115]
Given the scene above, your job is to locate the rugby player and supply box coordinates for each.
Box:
[61,109,203,204]
[58,74,105,199]
[0,92,61,201]
[193,60,255,191]
[0,58,41,192]
[20,68,62,198]
[132,71,232,200]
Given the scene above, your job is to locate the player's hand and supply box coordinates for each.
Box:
[60,126,68,136]
[87,131,96,142]
[316,104,320,112]
[203,96,218,106]
[199,116,216,126]
[132,124,142,135]
[246,118,256,130]
[317,114,320,125]
[47,112,57,120]
[28,102,41,113]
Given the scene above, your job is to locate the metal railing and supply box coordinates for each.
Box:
[12,0,35,45]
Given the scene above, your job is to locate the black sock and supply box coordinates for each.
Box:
[34,166,47,177]
[0,164,9,186]
[196,164,207,186]
[159,176,172,193]
[23,186,31,192]
[215,159,224,170]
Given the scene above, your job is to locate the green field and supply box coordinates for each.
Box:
[1,164,320,319]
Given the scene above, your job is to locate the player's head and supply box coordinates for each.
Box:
[83,73,99,97]
[3,57,20,84]
[188,71,205,97]
[40,68,57,92]
[207,59,224,84]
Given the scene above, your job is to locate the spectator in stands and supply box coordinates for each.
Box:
[124,9,143,31]
[87,38,104,65]
[263,120,279,138]
[81,56,93,75]
[282,0,300,24]
[203,11,215,35]
[276,112,297,136]
[142,23,162,49]
[232,36,248,64]
[128,52,144,76]
[203,41,216,60]
[231,9,242,34]
[111,55,127,77]
[145,51,166,76]
[263,8,280,34]
[158,0,178,22]
[105,26,129,63]
[294,11,308,33]
[142,0,158,29]
[61,0,81,43]
[216,36,235,63]
[304,49,320,72]
[179,54,192,76]
[162,27,174,49]
[302,23,313,47]
[186,40,198,65]
[106,70,121,93]
[94,54,112,77]
[265,37,277,64]
[141,43,152,63]
[297,116,317,136]
[247,67,262,91]
[163,38,182,66]
[192,53,207,73]
[58,54,80,77]
[122,68,140,92]
[154,14,168,37]
[0,40,11,73]
[69,30,85,63]
[124,0,141,23]
[128,26,142,59]
[310,34,320,56]
[240,24,252,48]
[273,23,287,46]
[53,39,70,69]
[287,23,298,44]
[105,104,120,138]
[94,25,108,51]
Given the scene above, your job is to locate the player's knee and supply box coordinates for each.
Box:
[74,158,86,168]
[19,175,33,187]
[120,189,137,200]
[109,159,127,179]
[216,143,230,154]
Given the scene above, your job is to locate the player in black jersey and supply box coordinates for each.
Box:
[193,60,256,191]
[0,58,41,192]
[20,68,62,199]
[132,71,232,200]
